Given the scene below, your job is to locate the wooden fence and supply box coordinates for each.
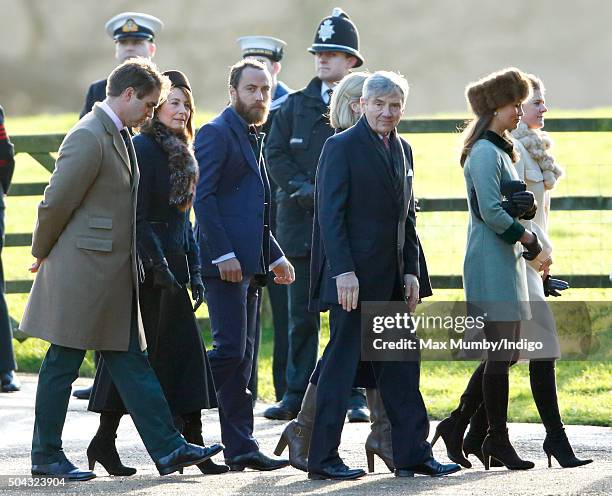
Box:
[6,117,611,296]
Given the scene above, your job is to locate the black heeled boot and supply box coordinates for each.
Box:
[529,361,592,468]
[431,362,486,468]
[481,373,534,470]
[87,412,137,476]
[182,412,229,474]
[462,404,502,467]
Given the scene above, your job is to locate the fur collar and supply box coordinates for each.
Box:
[144,120,198,210]
[511,122,563,190]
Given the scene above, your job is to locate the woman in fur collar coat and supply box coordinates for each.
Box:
[509,74,591,468]
[87,71,228,475]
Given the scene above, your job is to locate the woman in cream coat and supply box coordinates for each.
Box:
[510,74,591,468]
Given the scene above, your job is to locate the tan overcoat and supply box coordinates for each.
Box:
[20,104,146,351]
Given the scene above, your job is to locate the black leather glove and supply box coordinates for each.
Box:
[190,268,205,312]
[521,232,543,261]
[543,275,569,297]
[513,191,537,219]
[288,180,315,210]
[152,261,182,292]
[501,191,537,219]
[511,190,535,211]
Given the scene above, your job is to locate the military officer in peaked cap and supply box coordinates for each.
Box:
[237,35,293,404]
[265,8,369,426]
[73,12,163,400]
[79,12,163,119]
[238,36,293,120]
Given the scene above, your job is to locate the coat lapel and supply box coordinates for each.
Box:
[224,107,260,177]
[93,104,132,175]
[355,118,399,204]
[395,136,410,213]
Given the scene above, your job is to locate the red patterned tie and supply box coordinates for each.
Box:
[382,135,390,150]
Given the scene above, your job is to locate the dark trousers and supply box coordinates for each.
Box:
[31,304,183,465]
[205,277,259,458]
[0,205,16,373]
[283,256,320,410]
[308,305,431,471]
[266,274,289,401]
[247,286,262,403]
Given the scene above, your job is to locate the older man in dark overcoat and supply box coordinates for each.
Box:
[307,72,461,480]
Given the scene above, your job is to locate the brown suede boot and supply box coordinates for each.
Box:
[273,383,316,472]
[365,388,394,473]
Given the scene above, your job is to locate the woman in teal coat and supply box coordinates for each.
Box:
[432,68,542,471]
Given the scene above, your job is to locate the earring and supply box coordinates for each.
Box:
[493,111,498,116]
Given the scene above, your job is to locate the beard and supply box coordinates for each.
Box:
[234,95,269,126]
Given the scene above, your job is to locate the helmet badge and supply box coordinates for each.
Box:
[318,19,335,42]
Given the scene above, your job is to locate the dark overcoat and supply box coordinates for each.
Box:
[89,131,216,414]
[310,116,421,311]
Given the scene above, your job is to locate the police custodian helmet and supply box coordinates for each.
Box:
[308,7,364,67]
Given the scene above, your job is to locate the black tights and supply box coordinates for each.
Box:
[483,321,521,375]
[95,411,123,440]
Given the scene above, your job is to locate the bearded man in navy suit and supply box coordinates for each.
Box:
[193,59,295,472]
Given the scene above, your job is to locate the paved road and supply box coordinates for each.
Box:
[0,374,610,495]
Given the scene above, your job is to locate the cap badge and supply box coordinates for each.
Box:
[121,19,139,33]
[318,19,335,42]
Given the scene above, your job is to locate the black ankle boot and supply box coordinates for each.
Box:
[431,416,472,468]
[88,412,136,476]
[462,405,502,467]
[87,434,137,476]
[182,412,229,474]
[481,430,534,470]
[432,362,486,469]
[543,429,593,468]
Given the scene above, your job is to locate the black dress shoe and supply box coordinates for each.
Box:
[308,463,366,480]
[395,457,461,477]
[156,442,224,476]
[72,385,92,400]
[1,371,20,393]
[347,406,370,423]
[225,450,289,471]
[263,402,298,420]
[31,459,96,481]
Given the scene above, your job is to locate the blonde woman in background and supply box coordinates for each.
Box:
[509,74,591,468]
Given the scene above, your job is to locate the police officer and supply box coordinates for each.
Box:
[79,12,163,118]
[265,8,369,421]
[0,105,19,393]
[238,36,293,402]
[73,12,162,400]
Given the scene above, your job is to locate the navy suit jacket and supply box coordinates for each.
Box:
[310,116,421,311]
[194,106,283,278]
[80,79,107,118]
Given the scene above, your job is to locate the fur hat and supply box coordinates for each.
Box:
[466,68,531,116]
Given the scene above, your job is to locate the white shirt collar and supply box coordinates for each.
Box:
[321,82,333,104]
[99,101,125,132]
